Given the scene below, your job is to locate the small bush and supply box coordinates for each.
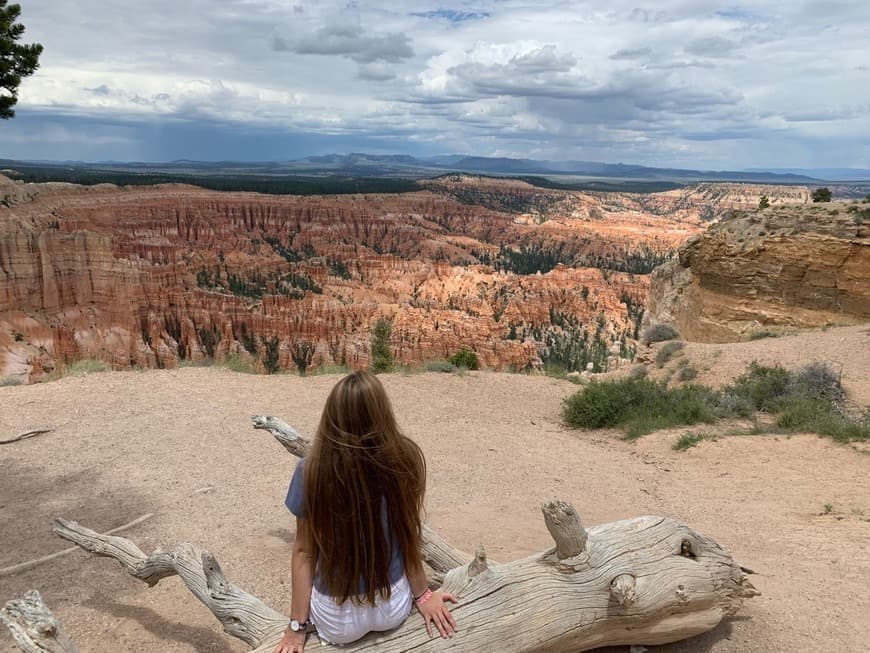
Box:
[787,362,844,403]
[677,364,698,382]
[629,365,648,380]
[723,362,790,411]
[220,354,258,374]
[748,330,778,340]
[449,348,479,370]
[673,432,708,451]
[426,360,458,373]
[67,359,109,375]
[656,341,685,368]
[643,323,680,345]
[1,376,23,387]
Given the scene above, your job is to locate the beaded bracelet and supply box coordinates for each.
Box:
[414,588,433,606]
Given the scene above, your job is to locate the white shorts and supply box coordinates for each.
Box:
[310,575,413,645]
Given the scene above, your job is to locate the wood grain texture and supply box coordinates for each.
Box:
[0,591,79,653]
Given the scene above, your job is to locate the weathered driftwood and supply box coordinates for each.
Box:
[0,591,79,653]
[0,513,154,579]
[51,519,288,649]
[3,414,758,653]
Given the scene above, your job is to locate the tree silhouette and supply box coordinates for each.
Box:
[1,1,43,119]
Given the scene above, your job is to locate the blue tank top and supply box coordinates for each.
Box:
[284,458,406,596]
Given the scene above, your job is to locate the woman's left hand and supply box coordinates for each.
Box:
[417,591,458,639]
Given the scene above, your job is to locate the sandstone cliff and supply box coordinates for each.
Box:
[646,202,870,342]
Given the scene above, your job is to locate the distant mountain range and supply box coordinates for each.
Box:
[4,154,869,184]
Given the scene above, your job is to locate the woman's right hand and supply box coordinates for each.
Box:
[417,590,458,639]
[272,627,306,653]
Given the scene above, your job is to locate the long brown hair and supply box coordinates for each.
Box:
[304,371,426,605]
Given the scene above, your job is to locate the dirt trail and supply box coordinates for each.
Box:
[2,327,869,652]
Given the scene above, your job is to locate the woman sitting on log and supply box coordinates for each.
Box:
[274,371,458,653]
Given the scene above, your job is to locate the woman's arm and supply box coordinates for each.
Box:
[274,518,314,653]
[406,564,458,639]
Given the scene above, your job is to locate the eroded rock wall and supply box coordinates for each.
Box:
[646,203,870,342]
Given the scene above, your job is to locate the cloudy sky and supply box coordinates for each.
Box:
[3,0,870,168]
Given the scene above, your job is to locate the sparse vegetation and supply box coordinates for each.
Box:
[370,318,393,374]
[425,360,459,373]
[823,503,833,514]
[67,359,109,375]
[748,330,778,340]
[811,187,832,203]
[643,323,680,345]
[656,341,685,368]
[219,354,258,374]
[450,348,480,371]
[673,432,709,451]
[12,331,24,342]
[758,195,770,209]
[0,375,23,386]
[563,361,868,443]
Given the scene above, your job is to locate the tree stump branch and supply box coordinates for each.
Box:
[52,519,288,648]
[0,590,79,653]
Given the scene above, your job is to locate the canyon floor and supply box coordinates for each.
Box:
[1,325,869,653]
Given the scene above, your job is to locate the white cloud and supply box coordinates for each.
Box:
[8,0,870,167]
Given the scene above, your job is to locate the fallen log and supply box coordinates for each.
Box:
[2,415,758,652]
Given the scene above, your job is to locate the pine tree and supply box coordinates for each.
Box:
[1,1,43,119]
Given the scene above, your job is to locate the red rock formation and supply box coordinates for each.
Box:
[0,174,736,381]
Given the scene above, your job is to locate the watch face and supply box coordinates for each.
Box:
[290,620,301,631]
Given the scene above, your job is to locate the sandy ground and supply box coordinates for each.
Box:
[1,326,869,653]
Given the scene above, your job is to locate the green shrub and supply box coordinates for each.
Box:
[425,360,458,373]
[656,341,685,368]
[220,354,258,374]
[775,399,870,442]
[642,323,680,345]
[562,378,716,439]
[673,432,708,451]
[370,319,393,374]
[67,359,109,375]
[811,187,832,203]
[449,348,479,370]
[0,376,23,387]
[723,362,790,411]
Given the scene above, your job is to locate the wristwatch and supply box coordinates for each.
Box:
[288,619,309,633]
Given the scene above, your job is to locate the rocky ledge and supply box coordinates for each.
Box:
[646,202,870,342]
